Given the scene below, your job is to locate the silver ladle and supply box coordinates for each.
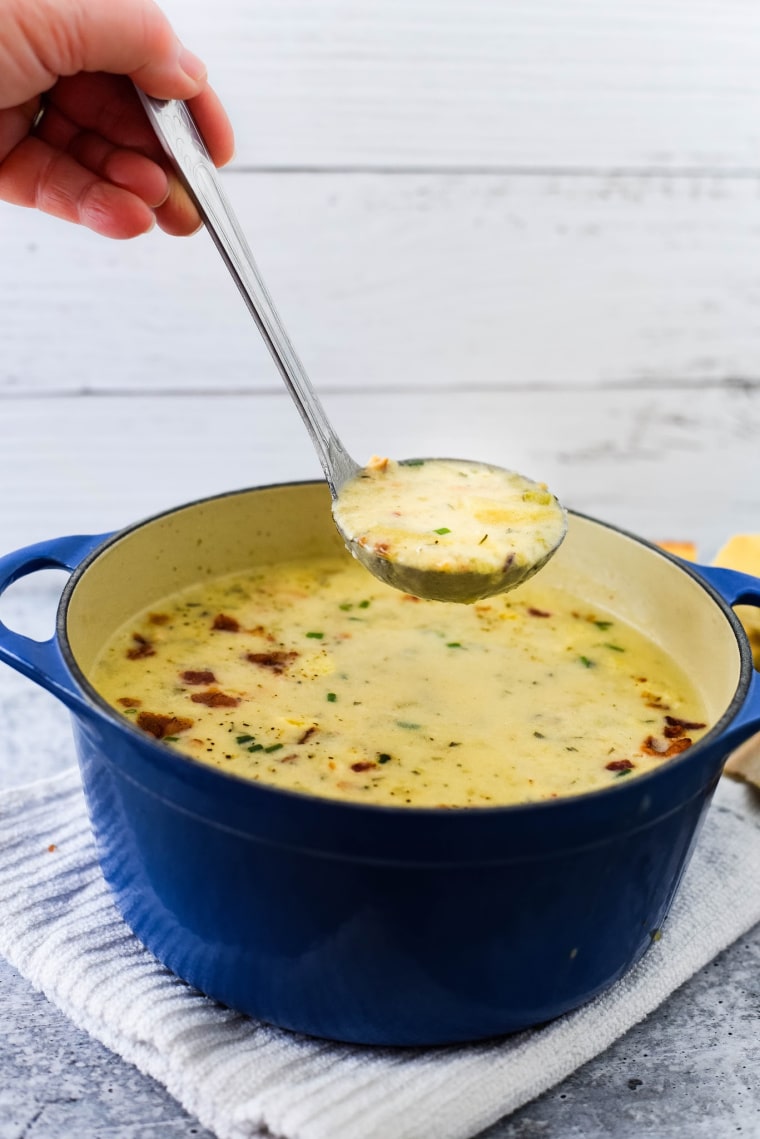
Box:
[137,92,566,603]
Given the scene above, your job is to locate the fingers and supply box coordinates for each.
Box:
[0,0,236,238]
[36,95,169,207]
[185,87,236,170]
[153,172,203,237]
[0,131,212,238]
[0,134,157,238]
[48,73,234,171]
[10,75,236,238]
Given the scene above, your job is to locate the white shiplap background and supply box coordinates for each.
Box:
[1,0,760,560]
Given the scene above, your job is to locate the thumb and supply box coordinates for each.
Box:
[0,0,207,109]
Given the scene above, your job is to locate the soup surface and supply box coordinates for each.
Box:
[90,555,709,807]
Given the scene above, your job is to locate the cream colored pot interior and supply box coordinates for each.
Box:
[65,484,742,725]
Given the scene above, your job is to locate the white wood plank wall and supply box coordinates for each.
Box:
[1,0,759,562]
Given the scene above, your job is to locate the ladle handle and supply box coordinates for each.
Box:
[135,89,358,495]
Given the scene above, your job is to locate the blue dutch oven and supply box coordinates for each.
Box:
[0,481,759,1046]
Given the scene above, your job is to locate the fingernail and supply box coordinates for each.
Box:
[178,47,208,84]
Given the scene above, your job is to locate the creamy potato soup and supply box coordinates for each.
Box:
[332,457,567,598]
[90,555,709,807]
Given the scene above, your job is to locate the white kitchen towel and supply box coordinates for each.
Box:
[0,766,759,1139]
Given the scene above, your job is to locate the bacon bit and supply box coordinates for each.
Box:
[148,613,169,625]
[642,735,693,758]
[126,633,155,660]
[606,759,635,772]
[180,669,217,686]
[665,737,693,756]
[528,607,552,618]
[403,594,421,602]
[278,753,298,764]
[374,543,390,557]
[117,697,142,708]
[245,650,298,675]
[350,761,377,773]
[212,613,240,632]
[47,844,57,853]
[298,726,317,744]
[503,553,515,570]
[367,455,390,472]
[190,690,241,708]
[137,712,194,739]
[642,691,669,710]
[247,624,275,641]
[664,715,706,739]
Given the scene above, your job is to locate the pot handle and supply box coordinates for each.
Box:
[0,533,112,712]
[691,563,760,747]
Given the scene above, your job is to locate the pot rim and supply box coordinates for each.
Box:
[56,479,756,821]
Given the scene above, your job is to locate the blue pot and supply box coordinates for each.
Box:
[0,483,758,1046]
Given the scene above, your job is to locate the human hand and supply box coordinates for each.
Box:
[0,0,234,238]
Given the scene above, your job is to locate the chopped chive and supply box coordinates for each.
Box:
[327,692,337,703]
[122,708,137,715]
[358,599,371,609]
[236,734,255,744]
[478,534,489,545]
[594,620,613,630]
[163,736,179,743]
[533,730,545,739]
[604,643,625,652]
[339,603,353,611]
[446,642,462,648]
[264,743,283,753]
[566,746,578,752]
[397,720,421,730]
[433,527,451,535]
[579,656,595,668]
[614,767,633,777]
[306,631,324,639]
[404,459,425,467]
[377,753,392,764]
[248,743,264,753]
